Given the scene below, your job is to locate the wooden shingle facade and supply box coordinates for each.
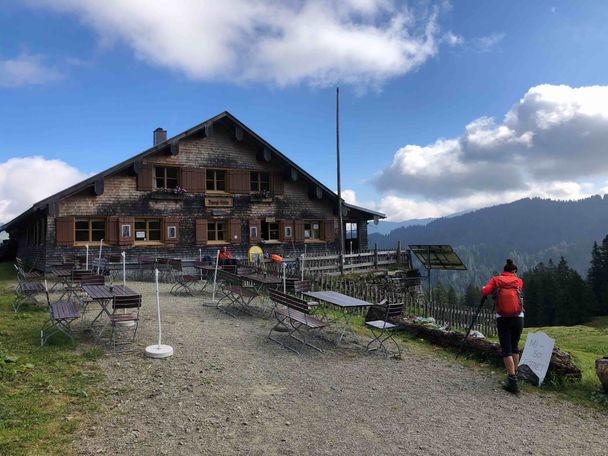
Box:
[2,112,384,269]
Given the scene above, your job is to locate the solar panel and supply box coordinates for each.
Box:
[408,245,467,271]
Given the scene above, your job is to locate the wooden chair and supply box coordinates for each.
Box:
[77,274,105,318]
[365,300,403,358]
[41,285,81,347]
[106,294,142,351]
[169,259,201,296]
[13,265,45,312]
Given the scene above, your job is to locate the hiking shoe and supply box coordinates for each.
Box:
[502,375,520,394]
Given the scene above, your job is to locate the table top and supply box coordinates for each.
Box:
[242,273,282,284]
[52,268,73,278]
[304,290,372,308]
[82,284,138,300]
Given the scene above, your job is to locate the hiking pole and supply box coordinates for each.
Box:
[457,295,487,358]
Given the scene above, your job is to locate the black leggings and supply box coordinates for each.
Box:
[496,317,524,358]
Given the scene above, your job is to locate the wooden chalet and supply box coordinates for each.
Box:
[1,112,384,270]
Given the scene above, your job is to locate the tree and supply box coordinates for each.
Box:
[464,283,482,308]
[447,286,458,307]
[587,236,608,315]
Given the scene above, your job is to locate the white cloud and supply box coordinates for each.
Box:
[342,189,358,205]
[374,84,608,220]
[472,32,505,52]
[33,0,442,88]
[0,53,63,88]
[0,156,88,224]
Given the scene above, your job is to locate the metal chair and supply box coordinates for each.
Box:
[13,265,45,312]
[365,299,403,358]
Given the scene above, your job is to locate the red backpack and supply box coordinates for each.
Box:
[493,275,523,317]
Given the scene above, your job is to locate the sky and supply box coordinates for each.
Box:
[2,0,608,223]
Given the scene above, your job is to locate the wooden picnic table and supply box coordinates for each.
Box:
[304,290,373,343]
[82,285,139,333]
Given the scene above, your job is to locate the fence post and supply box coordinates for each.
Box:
[373,243,378,269]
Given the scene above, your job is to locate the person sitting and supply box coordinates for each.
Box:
[218,246,237,266]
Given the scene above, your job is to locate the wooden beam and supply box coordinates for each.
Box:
[133,160,142,175]
[170,142,179,156]
[48,199,59,217]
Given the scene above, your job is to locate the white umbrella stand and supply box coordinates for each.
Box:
[85,245,89,270]
[145,269,174,358]
[97,239,104,274]
[121,251,126,286]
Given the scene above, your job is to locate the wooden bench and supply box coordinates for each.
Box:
[267,288,326,354]
[215,269,259,317]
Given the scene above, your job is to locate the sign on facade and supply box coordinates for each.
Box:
[518,331,555,386]
[205,197,233,207]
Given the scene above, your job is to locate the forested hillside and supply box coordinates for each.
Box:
[369,195,608,290]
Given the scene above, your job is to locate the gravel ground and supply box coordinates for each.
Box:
[76,281,608,456]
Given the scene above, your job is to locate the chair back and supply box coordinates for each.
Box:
[168,259,182,272]
[80,274,105,286]
[294,280,312,294]
[113,294,142,310]
[72,269,93,284]
[383,301,404,320]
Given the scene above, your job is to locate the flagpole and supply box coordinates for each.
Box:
[336,87,345,275]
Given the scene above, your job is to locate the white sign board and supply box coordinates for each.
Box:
[518,331,555,386]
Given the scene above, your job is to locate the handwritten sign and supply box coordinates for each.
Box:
[518,331,555,386]
[205,197,233,207]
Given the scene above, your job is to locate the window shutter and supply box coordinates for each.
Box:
[271,172,284,195]
[229,219,241,245]
[249,219,261,243]
[196,219,208,245]
[55,216,74,246]
[324,219,336,243]
[228,169,250,193]
[137,163,154,191]
[294,220,304,242]
[279,220,293,242]
[180,167,205,192]
[118,217,134,246]
[163,216,179,244]
[106,217,119,245]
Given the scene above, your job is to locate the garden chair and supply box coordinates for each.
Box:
[102,294,142,351]
[365,299,403,358]
[41,283,81,347]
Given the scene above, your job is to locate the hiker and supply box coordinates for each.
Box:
[482,259,524,394]
[218,246,237,266]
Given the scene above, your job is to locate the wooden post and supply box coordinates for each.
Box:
[396,241,401,266]
[373,243,378,269]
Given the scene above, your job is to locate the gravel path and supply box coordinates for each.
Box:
[76,281,607,456]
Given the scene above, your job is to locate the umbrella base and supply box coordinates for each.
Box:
[145,344,173,358]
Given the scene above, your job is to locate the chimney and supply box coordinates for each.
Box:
[153,127,167,146]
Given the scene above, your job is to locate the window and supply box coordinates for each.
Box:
[304,221,321,240]
[284,225,292,239]
[208,221,225,242]
[167,225,177,239]
[345,222,358,240]
[134,218,161,242]
[261,221,279,241]
[250,172,270,192]
[155,166,179,189]
[75,219,105,242]
[206,169,226,192]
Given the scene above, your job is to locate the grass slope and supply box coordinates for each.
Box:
[0,263,103,456]
[524,318,608,406]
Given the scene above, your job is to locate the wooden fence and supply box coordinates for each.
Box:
[302,244,410,275]
[314,274,496,337]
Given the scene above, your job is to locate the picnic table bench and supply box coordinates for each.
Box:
[215,269,259,317]
[267,288,326,354]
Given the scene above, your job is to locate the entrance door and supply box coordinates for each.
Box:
[345,222,359,252]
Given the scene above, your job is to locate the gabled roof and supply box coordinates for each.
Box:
[1,111,384,231]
